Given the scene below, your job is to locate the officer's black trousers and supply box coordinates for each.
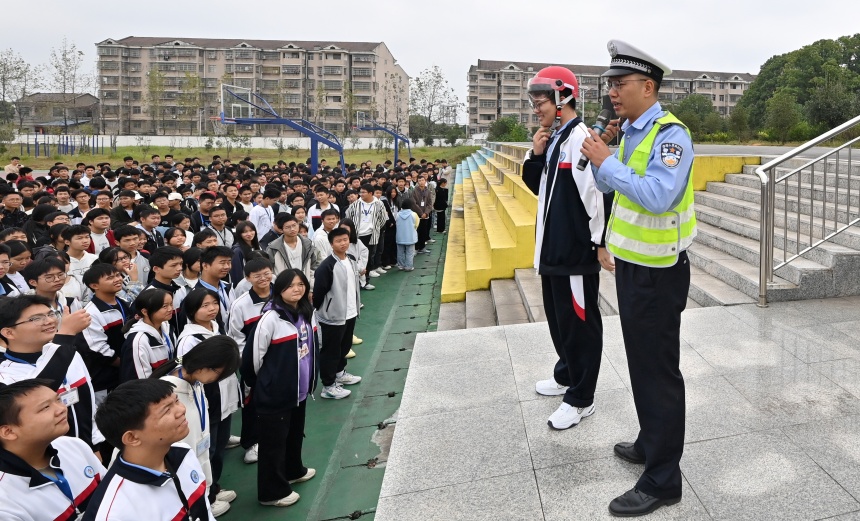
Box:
[615,252,689,499]
[542,273,603,408]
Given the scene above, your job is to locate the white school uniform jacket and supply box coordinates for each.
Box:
[0,436,106,521]
[119,321,174,383]
[227,288,270,354]
[177,324,241,421]
[0,340,105,448]
[82,443,215,521]
[525,120,606,271]
[160,375,213,491]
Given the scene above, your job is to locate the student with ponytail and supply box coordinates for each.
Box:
[243,268,319,508]
[151,336,241,518]
[119,288,175,382]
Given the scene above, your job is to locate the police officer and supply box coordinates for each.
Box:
[581,40,697,517]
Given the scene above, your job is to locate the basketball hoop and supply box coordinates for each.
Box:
[210,116,234,135]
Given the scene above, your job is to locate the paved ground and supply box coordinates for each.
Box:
[376,297,860,521]
[218,230,448,520]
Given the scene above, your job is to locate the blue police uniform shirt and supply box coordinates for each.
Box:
[592,101,694,214]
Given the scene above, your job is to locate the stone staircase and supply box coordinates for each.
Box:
[438,148,860,330]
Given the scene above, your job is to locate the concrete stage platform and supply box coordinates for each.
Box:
[377,297,860,520]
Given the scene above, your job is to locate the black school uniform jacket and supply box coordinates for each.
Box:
[242,304,320,414]
[0,338,104,448]
[522,118,610,276]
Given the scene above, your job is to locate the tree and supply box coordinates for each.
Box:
[487,116,529,142]
[342,80,356,134]
[315,81,326,126]
[766,90,801,144]
[146,69,166,135]
[739,35,860,129]
[805,78,860,129]
[729,104,750,141]
[445,125,465,146]
[702,112,725,135]
[0,49,27,124]
[409,65,460,132]
[48,37,86,133]
[11,64,43,131]
[382,74,408,133]
[177,72,203,135]
[675,94,716,135]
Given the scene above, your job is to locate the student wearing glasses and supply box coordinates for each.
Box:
[0,295,100,454]
[97,247,147,302]
[21,256,83,328]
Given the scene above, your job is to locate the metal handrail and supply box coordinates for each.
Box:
[756,114,860,307]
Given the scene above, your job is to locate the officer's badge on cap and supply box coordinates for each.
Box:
[603,40,671,84]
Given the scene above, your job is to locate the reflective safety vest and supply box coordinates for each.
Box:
[606,113,697,267]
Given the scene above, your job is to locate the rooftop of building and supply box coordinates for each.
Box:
[470,59,757,82]
[98,37,384,53]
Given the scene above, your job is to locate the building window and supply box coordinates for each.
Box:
[283,52,300,59]
[323,80,342,90]
[503,73,518,80]
[323,66,342,75]
[98,46,120,56]
[307,54,314,60]
[132,106,142,114]
[132,121,142,129]
[719,94,725,102]
[326,95,342,103]
[353,68,372,77]
[483,73,496,80]
[282,65,302,75]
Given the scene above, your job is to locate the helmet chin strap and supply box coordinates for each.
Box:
[552,91,575,130]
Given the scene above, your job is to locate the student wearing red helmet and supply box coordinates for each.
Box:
[521,66,611,430]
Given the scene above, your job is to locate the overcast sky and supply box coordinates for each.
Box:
[3,0,858,121]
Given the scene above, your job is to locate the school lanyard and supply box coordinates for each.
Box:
[163,330,174,360]
[41,468,75,503]
[198,280,227,311]
[115,300,127,322]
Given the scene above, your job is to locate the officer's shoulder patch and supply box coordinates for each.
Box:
[660,143,683,168]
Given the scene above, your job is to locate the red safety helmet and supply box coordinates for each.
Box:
[527,66,579,106]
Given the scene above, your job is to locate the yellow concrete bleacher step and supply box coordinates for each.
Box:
[468,165,525,283]
[441,167,467,302]
[474,157,536,251]
[461,177,494,291]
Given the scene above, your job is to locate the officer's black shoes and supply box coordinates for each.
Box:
[608,488,681,517]
[613,442,645,464]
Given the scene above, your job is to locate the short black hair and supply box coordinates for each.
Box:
[0,295,52,340]
[149,246,184,270]
[113,225,141,242]
[95,379,177,448]
[321,208,340,220]
[60,225,91,242]
[200,246,233,266]
[243,258,273,277]
[192,229,218,246]
[22,256,66,286]
[0,378,55,428]
[198,192,216,202]
[263,188,282,200]
[137,206,159,220]
[328,227,350,244]
[82,263,121,290]
[182,247,203,270]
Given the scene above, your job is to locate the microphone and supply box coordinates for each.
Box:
[577,109,613,171]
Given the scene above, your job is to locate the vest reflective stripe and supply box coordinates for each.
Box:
[606,112,697,267]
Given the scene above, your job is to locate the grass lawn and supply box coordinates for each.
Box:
[1,145,480,170]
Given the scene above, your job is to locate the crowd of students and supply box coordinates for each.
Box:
[0,153,451,520]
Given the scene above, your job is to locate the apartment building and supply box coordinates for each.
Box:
[95,37,409,136]
[467,59,756,135]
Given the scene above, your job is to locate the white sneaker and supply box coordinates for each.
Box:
[243,444,258,464]
[321,384,351,399]
[211,499,231,516]
[369,270,380,278]
[547,403,595,430]
[363,284,375,290]
[535,378,568,396]
[427,239,436,244]
[352,335,363,345]
[288,468,316,484]
[260,491,300,507]
[225,435,241,449]
[216,489,237,503]
[376,267,388,274]
[336,371,362,385]
[383,265,393,270]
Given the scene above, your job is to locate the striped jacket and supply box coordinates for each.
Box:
[76,296,130,392]
[345,198,388,245]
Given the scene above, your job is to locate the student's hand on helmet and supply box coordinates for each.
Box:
[58,309,92,336]
[532,127,551,156]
